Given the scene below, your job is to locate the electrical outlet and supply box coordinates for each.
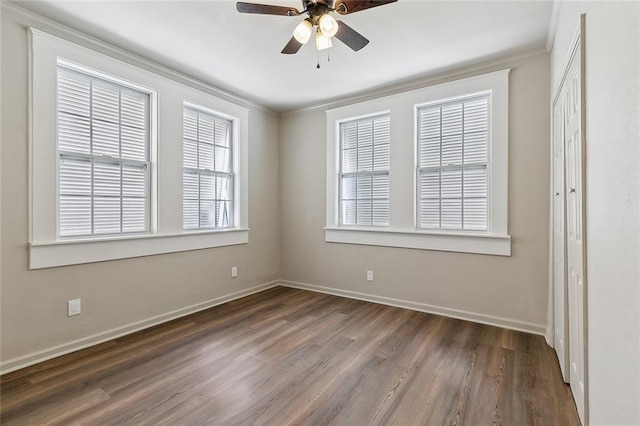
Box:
[231,266,238,278]
[367,270,374,282]
[68,299,81,317]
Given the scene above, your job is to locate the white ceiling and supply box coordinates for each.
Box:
[13,0,553,112]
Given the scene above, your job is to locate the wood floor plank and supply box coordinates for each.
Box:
[0,287,580,425]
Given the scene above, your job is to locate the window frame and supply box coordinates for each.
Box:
[28,28,249,269]
[415,92,492,233]
[337,112,391,227]
[56,62,154,238]
[325,70,511,256]
[182,103,236,231]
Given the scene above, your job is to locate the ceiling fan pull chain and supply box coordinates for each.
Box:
[317,51,321,69]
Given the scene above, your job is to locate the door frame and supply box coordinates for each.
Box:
[550,14,588,425]
[551,94,569,382]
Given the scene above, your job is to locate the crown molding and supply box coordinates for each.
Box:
[546,0,562,52]
[2,1,553,118]
[283,47,549,116]
[1,1,278,116]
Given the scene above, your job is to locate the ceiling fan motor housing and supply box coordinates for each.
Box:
[303,0,334,22]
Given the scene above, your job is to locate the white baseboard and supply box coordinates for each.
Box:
[0,280,280,375]
[280,280,547,336]
[544,325,555,347]
[2,279,547,375]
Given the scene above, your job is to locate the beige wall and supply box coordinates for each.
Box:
[551,2,640,424]
[1,9,553,373]
[4,3,638,421]
[1,13,281,368]
[280,52,551,331]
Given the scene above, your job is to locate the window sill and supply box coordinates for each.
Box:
[324,227,511,256]
[29,228,249,269]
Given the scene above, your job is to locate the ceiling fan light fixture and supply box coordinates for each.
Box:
[318,13,339,38]
[236,0,399,57]
[293,18,313,44]
[315,29,332,50]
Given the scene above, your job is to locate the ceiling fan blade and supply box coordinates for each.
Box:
[335,20,369,51]
[236,2,300,16]
[281,36,304,54]
[334,0,397,15]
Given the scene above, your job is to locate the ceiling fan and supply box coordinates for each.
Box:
[236,0,398,54]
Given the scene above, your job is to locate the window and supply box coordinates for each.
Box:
[29,29,249,269]
[57,65,150,237]
[417,94,489,231]
[326,69,510,256]
[183,106,233,230]
[339,114,390,226]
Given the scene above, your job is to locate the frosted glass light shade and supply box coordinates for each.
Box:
[293,19,313,44]
[319,14,339,38]
[316,30,332,50]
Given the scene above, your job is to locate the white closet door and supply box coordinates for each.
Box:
[564,18,587,424]
[552,94,569,382]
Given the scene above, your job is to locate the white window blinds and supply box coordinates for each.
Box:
[183,106,233,230]
[417,94,489,231]
[339,114,390,226]
[57,66,150,237]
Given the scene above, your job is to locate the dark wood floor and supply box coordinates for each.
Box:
[1,286,580,425]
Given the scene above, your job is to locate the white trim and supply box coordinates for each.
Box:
[545,328,554,347]
[545,0,564,349]
[285,49,546,116]
[28,28,250,269]
[0,280,279,375]
[281,280,546,335]
[181,103,238,230]
[546,0,562,53]
[548,13,584,379]
[336,112,392,227]
[325,227,511,256]
[55,62,157,238]
[414,91,492,233]
[326,69,510,255]
[1,1,275,115]
[29,229,249,269]
[546,96,556,348]
[552,20,582,106]
[2,2,546,117]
